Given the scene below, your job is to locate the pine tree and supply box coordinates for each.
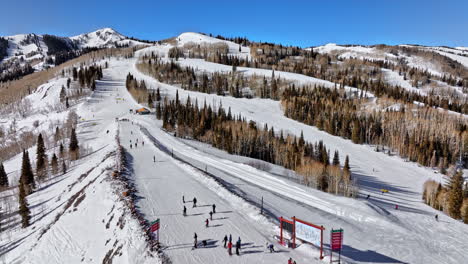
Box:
[333,150,340,166]
[60,85,66,102]
[343,155,351,179]
[0,163,8,188]
[69,128,79,160]
[21,150,35,194]
[18,181,31,228]
[156,88,161,101]
[54,126,61,145]
[36,133,47,180]
[59,143,65,161]
[50,153,58,175]
[447,170,464,219]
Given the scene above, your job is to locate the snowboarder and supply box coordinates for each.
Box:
[235,240,240,255]
[435,214,439,221]
[227,241,233,255]
[194,233,198,248]
[205,219,209,227]
[209,211,213,220]
[183,195,185,203]
[183,206,187,216]
[153,155,156,162]
[223,235,228,248]
[212,204,216,213]
[267,243,275,253]
[193,197,197,207]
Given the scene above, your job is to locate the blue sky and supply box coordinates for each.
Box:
[1,0,467,47]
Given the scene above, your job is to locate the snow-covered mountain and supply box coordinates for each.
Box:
[0,28,148,74]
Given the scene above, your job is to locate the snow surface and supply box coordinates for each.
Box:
[2,35,468,264]
[126,43,468,263]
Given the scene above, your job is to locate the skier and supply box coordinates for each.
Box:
[202,240,207,247]
[223,235,228,248]
[288,258,293,264]
[153,155,156,162]
[183,206,187,216]
[395,204,399,210]
[237,237,242,249]
[235,240,240,255]
[229,234,232,243]
[212,204,216,213]
[142,141,144,146]
[205,219,209,227]
[135,143,137,148]
[435,214,439,221]
[183,195,185,203]
[366,194,370,200]
[267,243,275,253]
[227,241,233,255]
[193,197,197,207]
[209,211,213,220]
[130,144,132,149]
[194,233,198,248]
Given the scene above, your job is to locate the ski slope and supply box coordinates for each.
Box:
[2,37,468,263]
[119,43,468,263]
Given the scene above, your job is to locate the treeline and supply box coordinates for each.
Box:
[53,47,101,66]
[137,54,289,99]
[0,63,34,82]
[423,171,468,224]
[281,84,468,170]
[72,64,103,90]
[0,37,8,61]
[43,34,76,55]
[189,42,468,114]
[11,112,81,227]
[156,96,357,196]
[138,53,468,170]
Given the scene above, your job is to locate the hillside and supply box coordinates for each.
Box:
[0,31,467,264]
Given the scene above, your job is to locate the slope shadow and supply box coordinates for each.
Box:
[341,245,407,263]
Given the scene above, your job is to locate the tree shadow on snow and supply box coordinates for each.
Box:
[340,245,407,263]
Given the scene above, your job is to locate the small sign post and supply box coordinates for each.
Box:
[330,228,344,264]
[150,218,160,243]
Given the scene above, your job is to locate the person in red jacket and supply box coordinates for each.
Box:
[227,241,233,255]
[288,258,293,264]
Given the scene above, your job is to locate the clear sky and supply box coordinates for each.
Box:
[1,0,467,47]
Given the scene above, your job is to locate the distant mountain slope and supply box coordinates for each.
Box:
[0,28,148,79]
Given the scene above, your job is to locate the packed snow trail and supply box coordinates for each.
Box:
[119,121,315,263]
